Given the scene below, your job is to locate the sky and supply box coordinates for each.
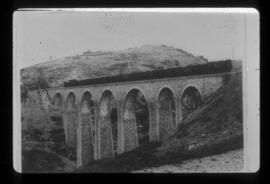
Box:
[14,10,246,69]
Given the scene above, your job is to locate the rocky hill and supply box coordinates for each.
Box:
[20,45,208,88]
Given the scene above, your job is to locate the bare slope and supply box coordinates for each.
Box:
[21,91,76,172]
[133,149,243,173]
[21,45,207,88]
[76,73,243,173]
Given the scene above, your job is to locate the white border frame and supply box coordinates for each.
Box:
[13,8,260,173]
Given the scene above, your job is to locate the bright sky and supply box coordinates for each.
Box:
[14,10,246,69]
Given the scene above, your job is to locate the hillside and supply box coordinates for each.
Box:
[20,45,208,88]
[133,149,243,173]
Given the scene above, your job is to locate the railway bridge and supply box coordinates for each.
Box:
[45,60,236,167]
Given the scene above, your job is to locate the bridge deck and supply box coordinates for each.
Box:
[64,60,233,87]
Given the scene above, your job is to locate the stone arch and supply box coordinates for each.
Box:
[181,85,203,120]
[123,88,150,152]
[66,92,76,109]
[80,91,95,164]
[157,87,176,140]
[64,90,76,103]
[53,93,62,106]
[98,90,118,159]
[182,84,203,100]
[65,92,77,160]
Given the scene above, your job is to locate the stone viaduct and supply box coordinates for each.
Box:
[45,60,235,167]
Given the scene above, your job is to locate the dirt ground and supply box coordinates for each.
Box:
[133,149,243,173]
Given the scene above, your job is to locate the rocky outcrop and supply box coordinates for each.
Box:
[21,45,208,88]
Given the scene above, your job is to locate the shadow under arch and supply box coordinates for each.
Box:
[65,92,77,161]
[53,93,63,106]
[123,88,150,152]
[181,86,203,120]
[80,91,95,164]
[157,87,176,141]
[98,90,118,159]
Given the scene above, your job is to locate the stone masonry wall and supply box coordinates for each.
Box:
[66,110,77,149]
[80,113,94,165]
[158,95,176,141]
[99,116,114,158]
